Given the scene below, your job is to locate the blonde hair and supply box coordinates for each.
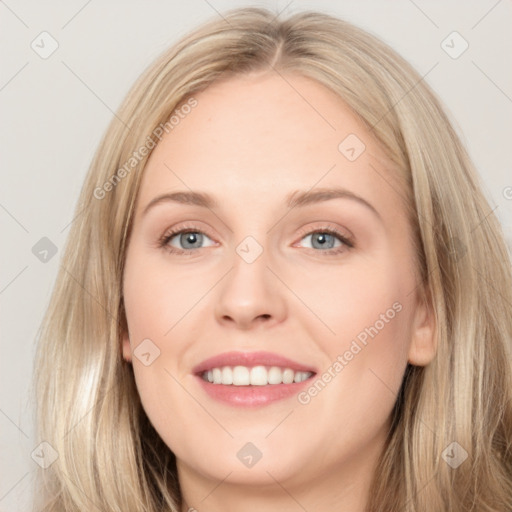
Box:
[33,7,512,511]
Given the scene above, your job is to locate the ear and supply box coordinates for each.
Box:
[407,288,437,366]
[121,329,132,363]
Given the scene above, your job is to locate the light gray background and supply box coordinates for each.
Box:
[1,1,511,510]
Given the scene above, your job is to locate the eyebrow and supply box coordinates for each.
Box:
[142,187,381,220]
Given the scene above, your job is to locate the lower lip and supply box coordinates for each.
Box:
[195,375,314,407]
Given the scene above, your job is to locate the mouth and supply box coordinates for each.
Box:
[192,351,317,406]
[199,365,314,386]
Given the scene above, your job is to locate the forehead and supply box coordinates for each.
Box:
[136,72,406,217]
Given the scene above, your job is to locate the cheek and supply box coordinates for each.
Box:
[131,361,210,467]
[122,251,220,447]
[303,258,413,399]
[123,261,206,458]
[123,251,213,345]
[295,254,412,355]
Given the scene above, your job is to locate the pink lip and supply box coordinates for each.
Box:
[192,351,317,407]
[192,350,317,374]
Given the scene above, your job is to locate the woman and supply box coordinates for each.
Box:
[33,7,512,511]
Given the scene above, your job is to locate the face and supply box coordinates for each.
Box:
[121,72,435,506]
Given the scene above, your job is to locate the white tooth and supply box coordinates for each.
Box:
[213,368,222,384]
[296,371,310,383]
[221,366,233,385]
[268,366,283,385]
[232,366,250,385]
[282,368,294,384]
[204,366,312,386]
[250,366,268,386]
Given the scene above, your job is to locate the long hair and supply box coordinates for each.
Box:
[33,8,512,511]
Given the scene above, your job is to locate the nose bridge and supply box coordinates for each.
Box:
[231,235,268,291]
[214,232,287,328]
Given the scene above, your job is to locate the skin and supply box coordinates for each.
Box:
[121,71,436,512]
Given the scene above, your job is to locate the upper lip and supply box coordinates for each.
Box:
[192,351,317,375]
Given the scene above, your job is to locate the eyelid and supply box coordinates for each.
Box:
[160,221,217,241]
[293,223,354,248]
[159,221,354,255]
[158,221,218,253]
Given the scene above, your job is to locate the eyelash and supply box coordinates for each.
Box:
[158,223,354,256]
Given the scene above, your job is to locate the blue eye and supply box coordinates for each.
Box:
[294,228,353,256]
[159,226,353,256]
[301,232,341,250]
[163,230,215,252]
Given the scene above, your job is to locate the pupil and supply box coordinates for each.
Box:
[181,232,201,248]
[313,233,334,249]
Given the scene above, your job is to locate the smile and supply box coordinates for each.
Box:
[193,351,317,406]
[201,365,314,386]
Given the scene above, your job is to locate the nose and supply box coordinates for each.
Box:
[214,248,287,330]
